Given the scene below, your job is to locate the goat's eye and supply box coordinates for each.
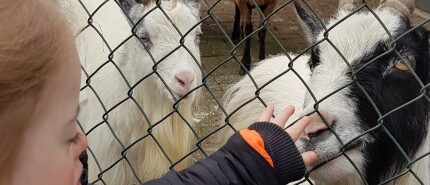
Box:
[140,37,150,42]
[394,59,411,72]
[309,59,316,70]
[138,36,152,49]
[309,48,320,71]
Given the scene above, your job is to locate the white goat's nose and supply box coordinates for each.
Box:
[175,71,194,91]
[304,112,335,136]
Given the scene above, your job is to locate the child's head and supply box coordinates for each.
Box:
[0,0,88,184]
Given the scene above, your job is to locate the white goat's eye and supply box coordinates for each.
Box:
[138,36,152,49]
[140,37,150,42]
[394,59,411,72]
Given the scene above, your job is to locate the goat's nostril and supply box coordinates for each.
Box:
[176,77,186,86]
[175,71,194,88]
[308,129,327,138]
[305,113,335,136]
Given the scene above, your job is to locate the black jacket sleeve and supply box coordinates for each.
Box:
[142,122,305,185]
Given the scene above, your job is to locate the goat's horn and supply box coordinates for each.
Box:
[338,0,361,12]
[380,0,417,18]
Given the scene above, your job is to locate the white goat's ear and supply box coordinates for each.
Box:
[137,0,151,5]
[338,0,361,12]
[185,0,199,7]
[118,0,150,14]
[118,0,137,14]
[185,0,200,18]
[293,0,323,43]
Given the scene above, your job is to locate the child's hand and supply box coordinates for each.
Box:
[259,105,318,166]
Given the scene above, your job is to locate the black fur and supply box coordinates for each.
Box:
[239,22,254,75]
[258,27,267,61]
[232,3,241,45]
[244,21,253,64]
[293,1,430,183]
[348,22,430,183]
[309,46,321,71]
[299,10,430,182]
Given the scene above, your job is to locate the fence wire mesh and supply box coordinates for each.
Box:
[72,0,430,184]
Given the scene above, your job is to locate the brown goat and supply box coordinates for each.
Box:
[231,0,277,75]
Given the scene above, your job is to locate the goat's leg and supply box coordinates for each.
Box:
[258,1,276,61]
[239,7,253,75]
[258,24,266,61]
[231,2,241,45]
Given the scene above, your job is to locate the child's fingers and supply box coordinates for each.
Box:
[259,106,274,122]
[301,151,318,166]
[270,106,295,129]
[285,116,310,142]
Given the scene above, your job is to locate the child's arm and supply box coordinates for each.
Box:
[143,106,317,185]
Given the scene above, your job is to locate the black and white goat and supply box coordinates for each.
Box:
[231,0,277,75]
[214,0,430,184]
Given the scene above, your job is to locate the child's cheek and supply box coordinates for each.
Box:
[74,158,84,185]
[57,154,80,185]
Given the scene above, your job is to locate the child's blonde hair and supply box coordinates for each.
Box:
[0,0,75,182]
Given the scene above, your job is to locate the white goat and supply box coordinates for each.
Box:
[62,0,202,184]
[214,0,430,184]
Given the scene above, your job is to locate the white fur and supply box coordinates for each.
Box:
[212,54,311,148]
[213,8,429,185]
[295,9,402,184]
[61,0,202,184]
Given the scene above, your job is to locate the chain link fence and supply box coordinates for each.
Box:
[71,0,430,184]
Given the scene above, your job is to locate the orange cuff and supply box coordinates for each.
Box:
[239,129,274,167]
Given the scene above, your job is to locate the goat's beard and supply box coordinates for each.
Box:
[164,89,196,104]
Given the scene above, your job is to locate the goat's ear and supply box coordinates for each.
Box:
[293,0,323,43]
[137,0,151,5]
[118,0,137,14]
[118,0,150,14]
[186,0,199,5]
[185,0,200,18]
